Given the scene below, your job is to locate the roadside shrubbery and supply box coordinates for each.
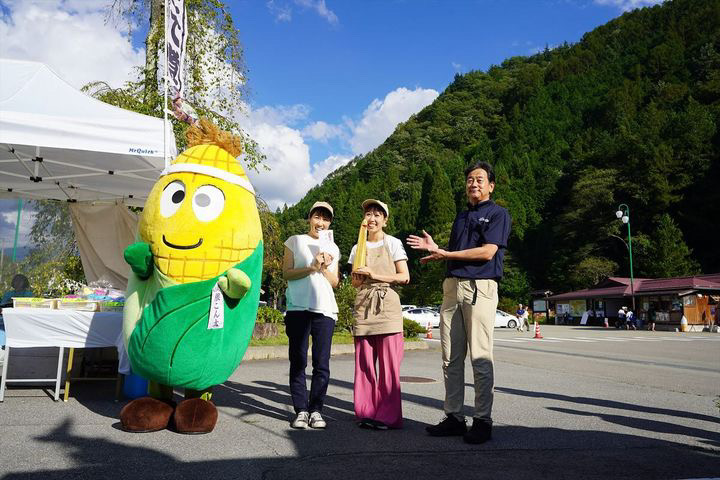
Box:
[334,277,357,333]
[403,318,427,338]
[256,306,284,324]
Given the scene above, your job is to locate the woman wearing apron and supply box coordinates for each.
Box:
[348,199,410,429]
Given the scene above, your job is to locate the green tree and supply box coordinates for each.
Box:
[646,214,701,278]
[257,198,285,308]
[7,200,87,296]
[417,161,456,237]
[569,256,618,289]
[277,0,718,297]
[334,277,357,333]
[89,0,264,167]
[500,253,531,303]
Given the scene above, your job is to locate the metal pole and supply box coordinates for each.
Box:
[163,0,169,169]
[617,203,635,311]
[12,198,22,262]
[627,211,635,311]
[0,237,5,285]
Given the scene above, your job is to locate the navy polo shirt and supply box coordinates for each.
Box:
[446,200,511,280]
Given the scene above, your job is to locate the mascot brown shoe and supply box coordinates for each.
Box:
[120,397,175,432]
[174,398,218,434]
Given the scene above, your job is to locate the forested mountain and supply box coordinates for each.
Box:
[277,0,720,306]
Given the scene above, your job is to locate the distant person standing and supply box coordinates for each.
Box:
[516,304,529,332]
[617,307,626,329]
[625,308,636,330]
[407,161,511,445]
[647,306,657,331]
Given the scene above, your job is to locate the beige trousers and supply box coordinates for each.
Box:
[440,277,497,421]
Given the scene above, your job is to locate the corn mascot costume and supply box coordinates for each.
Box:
[120,120,263,434]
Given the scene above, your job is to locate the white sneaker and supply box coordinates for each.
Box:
[291,411,310,429]
[309,411,326,429]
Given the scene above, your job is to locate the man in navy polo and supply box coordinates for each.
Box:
[407,161,511,444]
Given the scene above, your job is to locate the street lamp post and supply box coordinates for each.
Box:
[615,204,635,310]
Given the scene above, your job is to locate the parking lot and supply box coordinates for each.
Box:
[0,326,718,479]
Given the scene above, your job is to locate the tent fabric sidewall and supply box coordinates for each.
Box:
[69,203,138,290]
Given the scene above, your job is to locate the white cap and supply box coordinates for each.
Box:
[362,198,389,217]
[309,201,334,219]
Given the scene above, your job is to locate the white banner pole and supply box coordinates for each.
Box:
[163,0,169,168]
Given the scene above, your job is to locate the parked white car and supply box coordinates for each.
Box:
[495,309,518,329]
[401,305,417,311]
[403,307,440,328]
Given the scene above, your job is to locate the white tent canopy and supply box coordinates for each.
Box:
[0,58,178,289]
[0,58,177,207]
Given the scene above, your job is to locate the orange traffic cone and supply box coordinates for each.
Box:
[533,321,543,339]
[426,322,433,339]
[603,318,609,328]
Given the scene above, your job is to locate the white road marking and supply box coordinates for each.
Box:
[544,337,595,342]
[576,337,628,342]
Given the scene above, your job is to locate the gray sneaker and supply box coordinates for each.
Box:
[309,411,326,429]
[291,411,310,429]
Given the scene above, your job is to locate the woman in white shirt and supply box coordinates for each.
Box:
[348,199,409,429]
[282,201,340,429]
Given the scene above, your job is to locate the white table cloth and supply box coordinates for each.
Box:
[0,308,129,401]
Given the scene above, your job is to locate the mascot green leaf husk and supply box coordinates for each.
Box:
[120,120,263,434]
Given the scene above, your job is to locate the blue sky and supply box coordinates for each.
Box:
[0,0,663,248]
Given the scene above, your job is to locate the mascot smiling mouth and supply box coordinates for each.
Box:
[163,235,203,250]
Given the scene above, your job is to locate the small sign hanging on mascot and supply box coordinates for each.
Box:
[208,282,225,329]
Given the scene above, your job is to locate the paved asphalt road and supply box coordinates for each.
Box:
[0,326,718,479]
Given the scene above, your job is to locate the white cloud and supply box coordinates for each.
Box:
[243,122,317,209]
[452,62,463,72]
[0,204,35,249]
[302,121,345,143]
[593,0,664,12]
[311,154,352,181]
[266,0,292,22]
[348,87,438,155]
[250,104,310,126]
[0,0,144,89]
[294,0,339,25]
[266,0,339,25]
[237,87,438,209]
[237,105,348,209]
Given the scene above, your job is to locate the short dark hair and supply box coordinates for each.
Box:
[11,274,30,292]
[309,207,332,221]
[464,161,495,183]
[363,203,387,218]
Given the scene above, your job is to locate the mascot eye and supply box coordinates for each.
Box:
[192,185,225,222]
[160,180,185,218]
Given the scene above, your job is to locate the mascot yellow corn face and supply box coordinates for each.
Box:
[139,144,262,283]
[120,121,263,434]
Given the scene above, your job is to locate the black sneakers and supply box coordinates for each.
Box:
[463,418,492,444]
[425,415,468,436]
[427,416,492,444]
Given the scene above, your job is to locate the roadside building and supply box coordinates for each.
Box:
[546,274,720,330]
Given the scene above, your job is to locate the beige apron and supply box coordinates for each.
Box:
[352,240,403,336]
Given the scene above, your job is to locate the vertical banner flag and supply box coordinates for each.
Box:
[166,0,187,98]
[167,0,197,124]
